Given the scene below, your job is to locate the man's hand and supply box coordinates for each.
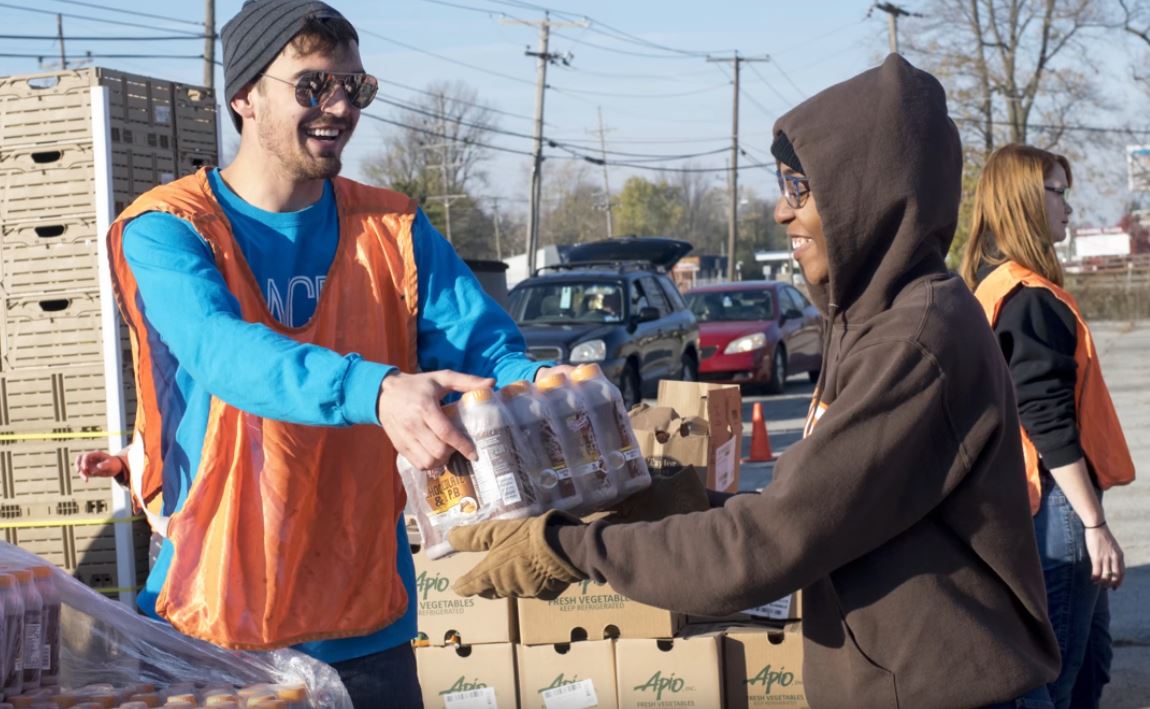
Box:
[449,511,586,599]
[74,450,126,482]
[377,370,495,470]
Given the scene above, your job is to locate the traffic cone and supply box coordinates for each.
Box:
[743,402,776,462]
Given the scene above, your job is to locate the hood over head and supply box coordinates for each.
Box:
[773,54,962,319]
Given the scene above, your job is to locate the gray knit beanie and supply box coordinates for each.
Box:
[221,0,358,130]
[770,130,804,174]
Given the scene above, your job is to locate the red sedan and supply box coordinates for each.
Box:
[685,281,823,394]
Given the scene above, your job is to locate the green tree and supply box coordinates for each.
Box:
[613,176,685,237]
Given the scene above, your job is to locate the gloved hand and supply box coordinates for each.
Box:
[449,510,586,599]
[604,465,710,525]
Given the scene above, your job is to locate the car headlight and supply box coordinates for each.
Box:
[570,339,607,362]
[724,332,768,354]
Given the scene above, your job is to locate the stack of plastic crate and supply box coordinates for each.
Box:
[0,68,219,598]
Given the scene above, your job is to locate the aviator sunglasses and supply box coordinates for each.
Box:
[260,70,379,110]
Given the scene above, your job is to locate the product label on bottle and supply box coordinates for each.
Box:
[474,428,527,506]
[564,412,600,464]
[12,629,23,674]
[610,403,647,478]
[538,419,569,474]
[24,622,41,670]
[425,457,480,518]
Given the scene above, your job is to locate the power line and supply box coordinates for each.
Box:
[771,61,807,101]
[360,111,536,157]
[44,0,202,27]
[548,82,730,99]
[952,117,1150,137]
[549,29,701,60]
[0,33,208,41]
[716,64,779,124]
[0,52,205,59]
[365,110,778,173]
[0,1,204,35]
[553,142,728,163]
[361,28,536,87]
[748,64,793,108]
[377,77,541,124]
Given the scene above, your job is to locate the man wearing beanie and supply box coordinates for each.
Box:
[449,55,1062,708]
[104,1,559,704]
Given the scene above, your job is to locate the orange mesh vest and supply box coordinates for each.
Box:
[974,262,1135,515]
[106,169,418,649]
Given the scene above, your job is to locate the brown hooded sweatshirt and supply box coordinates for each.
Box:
[552,55,1060,708]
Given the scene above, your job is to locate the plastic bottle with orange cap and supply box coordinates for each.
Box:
[570,363,652,494]
[457,387,540,519]
[534,373,617,507]
[4,569,42,692]
[0,571,24,697]
[498,381,584,513]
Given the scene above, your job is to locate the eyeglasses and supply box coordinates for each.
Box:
[260,70,379,110]
[1044,185,1070,203]
[776,170,811,209]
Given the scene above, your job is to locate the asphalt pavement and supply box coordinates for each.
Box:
[733,320,1150,708]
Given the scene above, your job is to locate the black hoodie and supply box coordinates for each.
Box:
[553,55,1060,707]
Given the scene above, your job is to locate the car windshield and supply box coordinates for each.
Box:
[686,289,775,322]
[509,282,626,324]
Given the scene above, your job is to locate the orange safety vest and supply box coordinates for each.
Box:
[106,169,418,649]
[974,262,1136,515]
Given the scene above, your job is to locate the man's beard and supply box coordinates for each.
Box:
[259,118,345,180]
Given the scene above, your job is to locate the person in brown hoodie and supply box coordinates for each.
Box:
[451,55,1061,708]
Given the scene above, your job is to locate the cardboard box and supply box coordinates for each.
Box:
[412,546,517,646]
[518,579,685,646]
[615,634,724,708]
[416,642,519,709]
[518,640,618,709]
[632,381,741,492]
[724,624,808,708]
[742,591,802,622]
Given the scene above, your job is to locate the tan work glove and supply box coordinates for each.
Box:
[604,465,710,525]
[449,510,586,599]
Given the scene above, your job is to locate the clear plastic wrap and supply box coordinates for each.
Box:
[0,543,351,708]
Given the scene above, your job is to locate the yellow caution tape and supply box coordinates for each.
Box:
[0,430,127,442]
[0,514,144,530]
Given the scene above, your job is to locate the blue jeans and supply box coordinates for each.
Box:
[331,643,423,708]
[1033,474,1110,709]
[980,684,1054,708]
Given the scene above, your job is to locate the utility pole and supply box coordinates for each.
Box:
[502,14,583,275]
[491,197,503,261]
[707,52,769,280]
[592,106,614,239]
[57,15,66,70]
[872,2,922,54]
[417,93,468,244]
[204,0,215,88]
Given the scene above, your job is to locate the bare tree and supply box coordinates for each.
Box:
[362,81,499,242]
[1120,0,1150,86]
[671,167,728,255]
[905,0,1108,155]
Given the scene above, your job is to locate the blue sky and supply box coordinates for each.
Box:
[1,0,1145,225]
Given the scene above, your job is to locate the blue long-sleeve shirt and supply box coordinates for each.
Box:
[122,168,544,662]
